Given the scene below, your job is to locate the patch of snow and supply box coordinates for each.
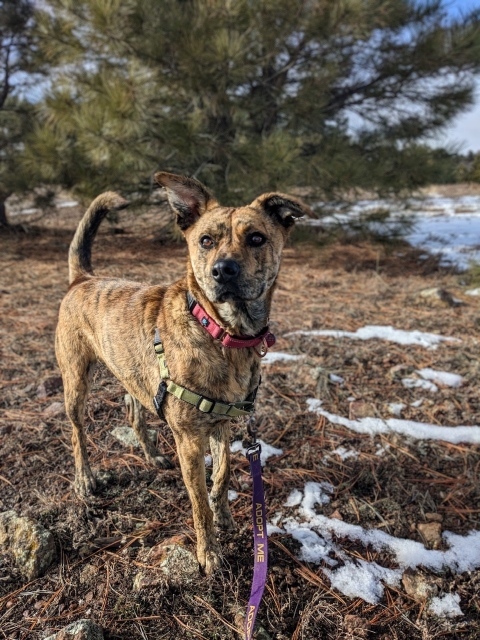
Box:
[230,439,283,466]
[228,490,238,502]
[57,200,79,208]
[375,444,389,457]
[465,288,480,296]
[406,211,480,270]
[411,399,424,408]
[306,399,480,444]
[303,195,480,269]
[429,593,464,618]
[284,489,303,507]
[204,455,212,466]
[262,351,303,364]
[329,374,344,384]
[272,483,480,606]
[324,560,401,604]
[286,325,459,349]
[388,402,406,416]
[331,446,359,461]
[417,368,464,388]
[267,523,284,535]
[402,377,438,393]
[299,482,334,513]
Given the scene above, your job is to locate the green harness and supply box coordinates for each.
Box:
[153,329,257,419]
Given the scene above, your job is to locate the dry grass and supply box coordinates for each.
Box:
[0,203,479,639]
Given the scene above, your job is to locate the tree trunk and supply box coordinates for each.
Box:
[0,200,9,227]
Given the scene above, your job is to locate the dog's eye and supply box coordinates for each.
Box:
[200,235,215,249]
[247,233,266,247]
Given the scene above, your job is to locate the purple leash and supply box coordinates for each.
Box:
[244,427,268,640]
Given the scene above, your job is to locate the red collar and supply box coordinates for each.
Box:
[187,292,276,353]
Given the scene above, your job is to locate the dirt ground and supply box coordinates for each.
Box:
[0,202,479,639]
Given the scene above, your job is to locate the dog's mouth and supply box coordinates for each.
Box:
[216,289,244,303]
[213,283,265,304]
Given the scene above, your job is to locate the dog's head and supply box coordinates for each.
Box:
[155,172,310,331]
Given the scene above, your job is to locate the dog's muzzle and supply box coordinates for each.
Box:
[212,259,241,284]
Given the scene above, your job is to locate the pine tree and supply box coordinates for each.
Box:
[0,0,43,224]
[25,0,480,203]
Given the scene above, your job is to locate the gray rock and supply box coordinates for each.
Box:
[134,537,199,589]
[44,619,104,640]
[43,401,65,418]
[402,569,438,602]
[418,287,463,308]
[110,426,156,448]
[417,521,442,549]
[0,510,55,579]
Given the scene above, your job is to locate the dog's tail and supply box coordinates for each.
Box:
[68,192,129,284]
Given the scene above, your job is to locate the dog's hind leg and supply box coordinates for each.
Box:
[209,424,235,532]
[124,394,172,469]
[60,357,97,496]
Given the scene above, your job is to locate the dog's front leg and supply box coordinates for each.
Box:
[210,423,235,532]
[174,430,221,574]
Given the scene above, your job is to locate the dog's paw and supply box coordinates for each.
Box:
[203,548,222,575]
[146,454,173,470]
[74,469,97,496]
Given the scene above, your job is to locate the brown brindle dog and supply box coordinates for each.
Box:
[56,172,309,573]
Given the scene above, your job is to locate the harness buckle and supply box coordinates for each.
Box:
[196,395,215,414]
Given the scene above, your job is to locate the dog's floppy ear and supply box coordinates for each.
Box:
[154,172,217,230]
[252,192,312,229]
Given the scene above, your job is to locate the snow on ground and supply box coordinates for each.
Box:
[301,193,480,270]
[429,593,464,618]
[230,438,283,466]
[266,193,480,612]
[388,402,406,416]
[285,325,460,348]
[269,481,480,607]
[402,377,438,393]
[307,400,480,444]
[262,351,303,364]
[417,368,464,388]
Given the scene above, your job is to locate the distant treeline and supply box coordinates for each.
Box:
[431,149,480,184]
[2,0,480,226]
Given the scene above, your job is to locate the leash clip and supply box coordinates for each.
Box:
[246,416,257,445]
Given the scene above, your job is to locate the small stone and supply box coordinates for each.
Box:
[43,619,104,640]
[36,376,63,399]
[110,426,156,449]
[43,402,65,418]
[0,511,55,580]
[134,537,199,590]
[402,569,438,602]
[344,614,370,638]
[349,400,376,420]
[79,564,97,586]
[425,512,443,523]
[330,509,343,520]
[418,522,442,549]
[418,287,463,308]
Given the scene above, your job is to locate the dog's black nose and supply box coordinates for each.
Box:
[212,259,240,283]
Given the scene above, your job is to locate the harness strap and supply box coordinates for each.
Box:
[153,329,256,418]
